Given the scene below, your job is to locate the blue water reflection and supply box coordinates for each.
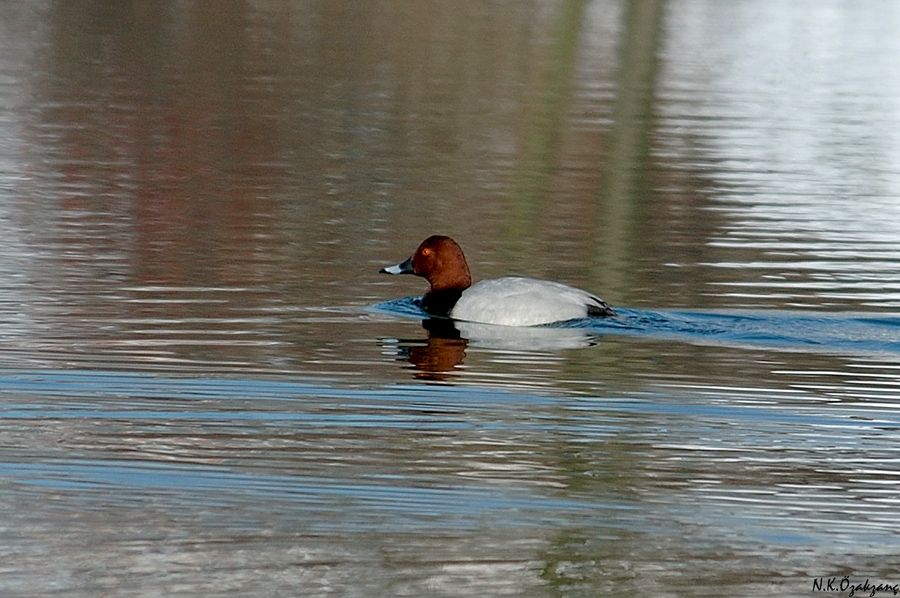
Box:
[1,368,896,543]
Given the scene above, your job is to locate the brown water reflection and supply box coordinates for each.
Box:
[2,0,900,596]
[8,0,704,310]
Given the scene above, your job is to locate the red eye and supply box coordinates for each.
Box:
[421,248,432,256]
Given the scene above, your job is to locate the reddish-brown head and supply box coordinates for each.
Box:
[410,235,472,291]
[380,235,472,292]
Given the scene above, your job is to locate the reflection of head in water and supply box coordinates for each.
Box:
[407,319,468,380]
[385,315,601,381]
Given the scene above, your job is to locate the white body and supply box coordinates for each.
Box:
[449,276,604,326]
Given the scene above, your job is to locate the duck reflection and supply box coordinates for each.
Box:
[384,317,600,379]
[392,319,468,380]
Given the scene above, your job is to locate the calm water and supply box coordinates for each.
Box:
[2,1,900,595]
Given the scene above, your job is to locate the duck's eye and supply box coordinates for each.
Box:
[421,247,432,257]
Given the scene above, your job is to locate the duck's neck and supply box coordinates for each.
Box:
[420,288,464,317]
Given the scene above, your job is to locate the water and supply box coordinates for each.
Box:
[2,1,900,595]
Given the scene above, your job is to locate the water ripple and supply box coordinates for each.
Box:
[375,298,900,357]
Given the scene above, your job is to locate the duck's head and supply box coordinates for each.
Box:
[380,235,472,291]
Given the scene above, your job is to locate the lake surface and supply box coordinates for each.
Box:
[2,1,900,595]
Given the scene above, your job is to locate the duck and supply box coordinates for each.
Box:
[379,235,615,326]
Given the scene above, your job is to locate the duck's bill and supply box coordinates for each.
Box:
[379,256,414,275]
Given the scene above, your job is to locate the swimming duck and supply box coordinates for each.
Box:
[380,235,614,326]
